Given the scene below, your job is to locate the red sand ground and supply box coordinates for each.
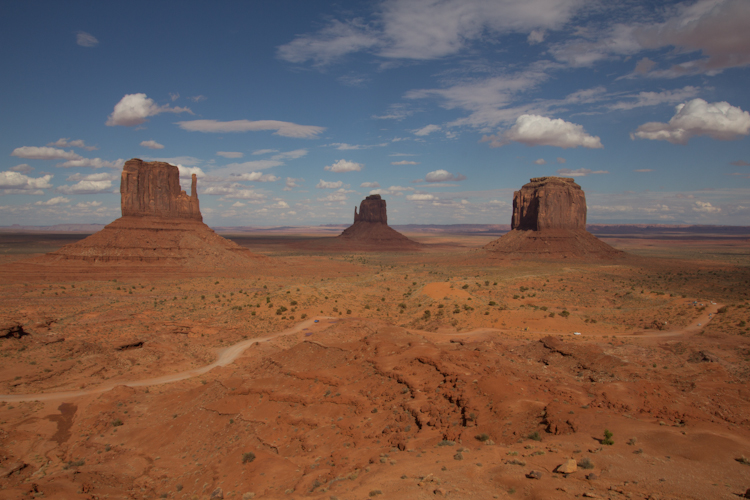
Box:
[1,230,749,499]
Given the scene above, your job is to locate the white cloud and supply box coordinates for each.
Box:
[269,200,290,209]
[324,159,363,173]
[219,160,283,171]
[232,202,246,207]
[693,201,721,213]
[424,169,466,182]
[0,171,53,192]
[140,140,164,150]
[556,168,609,177]
[360,181,381,188]
[326,142,387,150]
[47,138,97,151]
[556,157,566,164]
[217,151,243,158]
[203,184,266,200]
[11,146,82,161]
[391,160,419,165]
[58,158,124,169]
[528,29,546,44]
[632,99,750,144]
[284,177,303,191]
[316,179,344,189]
[486,114,603,149]
[277,19,379,65]
[74,201,102,209]
[534,158,546,165]
[271,149,308,160]
[407,193,436,201]
[635,0,750,75]
[169,92,180,102]
[189,95,207,102]
[176,165,206,179]
[231,172,279,182]
[252,149,278,155]
[76,31,99,47]
[317,188,352,203]
[413,124,441,136]
[9,164,33,174]
[608,86,700,111]
[176,119,325,138]
[65,172,116,182]
[57,180,113,194]
[35,197,70,206]
[106,93,192,127]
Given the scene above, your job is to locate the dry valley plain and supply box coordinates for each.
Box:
[1,228,750,500]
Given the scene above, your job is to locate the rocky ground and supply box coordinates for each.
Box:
[1,232,749,499]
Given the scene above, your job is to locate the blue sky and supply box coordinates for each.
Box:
[1,0,749,226]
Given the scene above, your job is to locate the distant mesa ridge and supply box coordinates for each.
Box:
[121,158,202,221]
[485,176,622,259]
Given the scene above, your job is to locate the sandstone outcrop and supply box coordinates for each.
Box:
[337,194,420,250]
[512,177,585,231]
[38,159,261,268]
[485,177,622,259]
[121,158,201,220]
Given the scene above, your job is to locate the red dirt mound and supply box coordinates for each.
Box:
[484,228,623,259]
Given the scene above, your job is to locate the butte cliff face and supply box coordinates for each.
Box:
[337,194,419,250]
[38,159,260,268]
[121,159,201,221]
[512,177,586,231]
[486,176,621,259]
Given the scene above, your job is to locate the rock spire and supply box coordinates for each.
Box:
[353,194,388,224]
[120,159,201,221]
[512,177,586,231]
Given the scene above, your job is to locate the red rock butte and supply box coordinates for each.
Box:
[336,194,420,250]
[485,177,622,259]
[37,159,261,268]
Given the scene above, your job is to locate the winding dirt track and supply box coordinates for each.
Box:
[0,302,720,403]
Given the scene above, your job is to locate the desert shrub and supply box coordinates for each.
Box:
[423,310,431,318]
[290,300,298,306]
[369,491,382,497]
[540,306,548,311]
[527,431,541,441]
[398,303,407,309]
[242,452,256,464]
[579,457,594,469]
[520,286,528,292]
[437,440,455,446]
[438,304,444,308]
[346,309,351,315]
[112,419,123,427]
[717,306,728,313]
[560,310,570,318]
[275,306,288,315]
[488,301,497,306]
[603,429,614,445]
[513,295,519,299]
[475,433,490,442]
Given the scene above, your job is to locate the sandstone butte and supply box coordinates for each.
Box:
[336,194,421,250]
[38,159,261,268]
[485,176,622,258]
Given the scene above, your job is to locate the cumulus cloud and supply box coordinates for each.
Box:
[284,177,303,191]
[277,19,380,65]
[556,168,609,177]
[76,31,99,47]
[0,171,53,193]
[231,172,279,182]
[407,193,436,201]
[360,181,381,188]
[140,140,164,150]
[106,93,192,127]
[316,180,344,189]
[58,158,124,169]
[217,151,243,158]
[693,201,721,213]
[391,160,419,165]
[631,98,750,144]
[175,165,206,179]
[424,169,466,183]
[74,201,102,209]
[413,124,441,136]
[47,138,97,151]
[484,114,603,149]
[317,188,353,203]
[176,119,325,139]
[11,146,82,161]
[252,149,278,155]
[9,164,33,174]
[35,197,70,206]
[534,158,547,165]
[268,200,290,209]
[324,159,363,173]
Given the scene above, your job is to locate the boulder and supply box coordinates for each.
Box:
[556,458,578,474]
[512,176,586,230]
[121,158,201,221]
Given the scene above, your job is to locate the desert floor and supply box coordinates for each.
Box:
[1,230,749,500]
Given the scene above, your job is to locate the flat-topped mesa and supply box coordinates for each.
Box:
[353,194,387,224]
[120,158,201,221]
[512,176,586,231]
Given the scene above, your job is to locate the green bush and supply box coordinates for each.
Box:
[603,429,614,445]
[242,452,256,464]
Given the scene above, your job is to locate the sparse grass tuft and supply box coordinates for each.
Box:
[242,452,256,464]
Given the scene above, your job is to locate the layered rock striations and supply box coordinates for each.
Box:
[485,177,622,259]
[40,159,260,268]
[512,177,585,231]
[121,158,201,220]
[337,195,420,249]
